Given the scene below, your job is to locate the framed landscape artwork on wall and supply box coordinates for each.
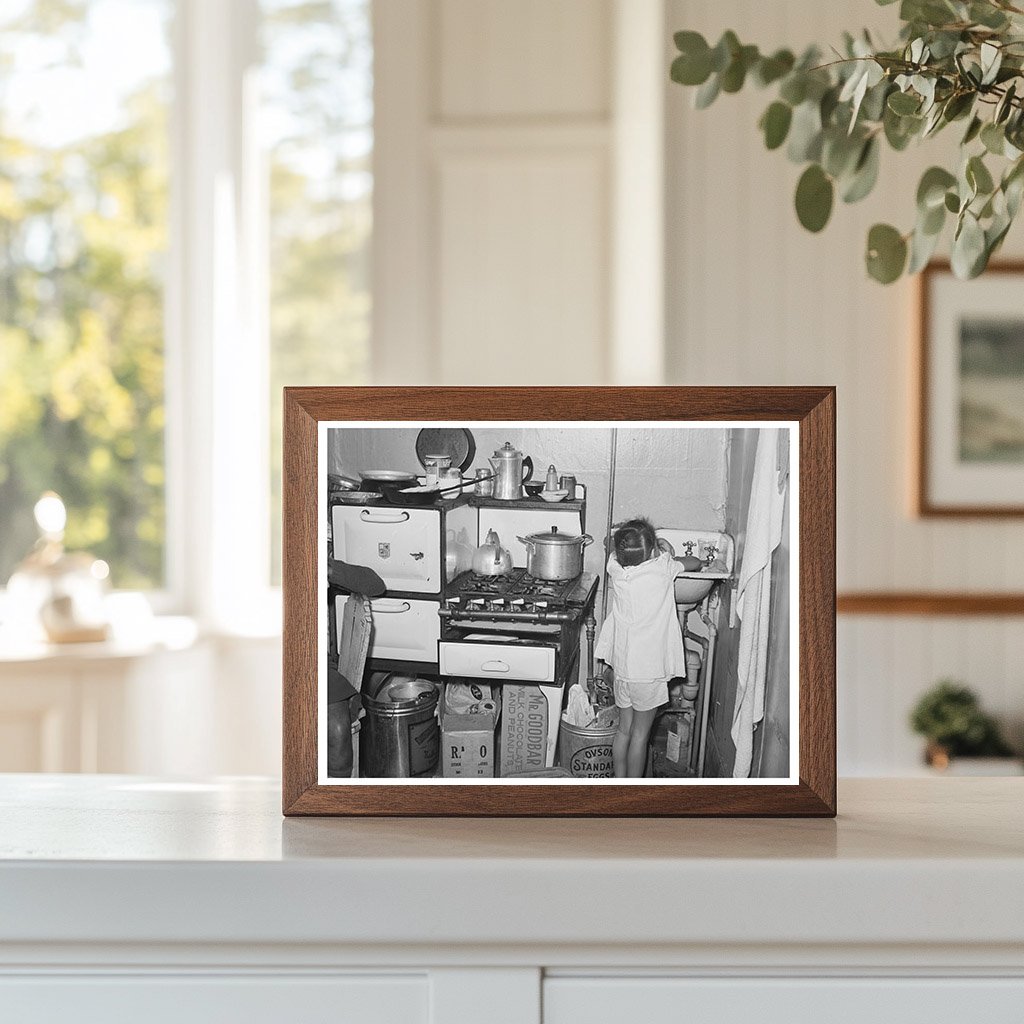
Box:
[918,262,1024,517]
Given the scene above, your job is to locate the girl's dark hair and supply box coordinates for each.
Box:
[612,517,657,567]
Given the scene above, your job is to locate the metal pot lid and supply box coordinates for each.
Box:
[522,526,585,546]
[491,441,524,459]
[415,427,475,473]
[383,679,437,706]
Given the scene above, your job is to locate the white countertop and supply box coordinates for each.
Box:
[1,775,1022,956]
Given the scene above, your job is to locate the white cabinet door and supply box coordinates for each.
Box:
[544,977,1024,1024]
[333,506,442,594]
[0,974,427,1024]
[336,596,440,663]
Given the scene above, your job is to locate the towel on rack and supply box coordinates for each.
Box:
[731,430,787,778]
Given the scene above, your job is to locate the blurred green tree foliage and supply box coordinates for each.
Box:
[0,0,169,588]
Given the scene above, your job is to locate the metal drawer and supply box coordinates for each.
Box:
[438,640,555,682]
[336,596,440,663]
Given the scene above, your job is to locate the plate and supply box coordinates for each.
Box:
[415,427,475,473]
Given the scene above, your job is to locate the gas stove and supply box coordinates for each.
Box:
[442,568,586,622]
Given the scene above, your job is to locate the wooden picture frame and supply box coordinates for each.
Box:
[916,260,1024,517]
[283,387,836,816]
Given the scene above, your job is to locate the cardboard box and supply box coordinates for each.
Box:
[500,684,548,777]
[441,684,497,778]
[441,713,497,777]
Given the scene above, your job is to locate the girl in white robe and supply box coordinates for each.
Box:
[595,518,687,777]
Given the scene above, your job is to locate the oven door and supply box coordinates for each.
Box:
[332,506,442,594]
[336,595,440,663]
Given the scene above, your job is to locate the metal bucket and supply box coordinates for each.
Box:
[557,713,619,778]
[360,677,440,778]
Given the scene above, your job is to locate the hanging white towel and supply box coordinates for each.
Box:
[731,430,787,778]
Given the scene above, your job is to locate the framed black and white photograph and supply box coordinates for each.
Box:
[283,387,835,816]
[918,262,1024,517]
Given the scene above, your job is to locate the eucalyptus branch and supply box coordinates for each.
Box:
[670,0,1024,283]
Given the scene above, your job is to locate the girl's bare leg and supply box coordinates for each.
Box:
[613,705,633,778]
[627,708,657,778]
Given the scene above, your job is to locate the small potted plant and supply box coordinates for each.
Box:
[910,680,1019,773]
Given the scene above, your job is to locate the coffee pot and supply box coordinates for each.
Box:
[488,442,534,500]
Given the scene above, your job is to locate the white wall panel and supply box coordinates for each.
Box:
[665,0,1024,774]
[436,151,608,384]
[438,0,610,120]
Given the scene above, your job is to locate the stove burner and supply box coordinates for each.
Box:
[446,568,576,608]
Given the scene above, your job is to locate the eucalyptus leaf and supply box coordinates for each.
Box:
[710,31,740,73]
[908,221,942,273]
[760,101,793,150]
[861,80,892,122]
[970,2,1009,29]
[822,128,864,178]
[884,106,921,150]
[921,200,946,235]
[996,82,1017,124]
[942,92,974,122]
[721,44,758,93]
[980,42,1002,86]
[967,154,995,195]
[795,164,834,232]
[694,73,721,109]
[787,100,823,162]
[917,166,957,210]
[866,223,908,283]
[951,212,986,278]
[842,137,881,203]
[888,90,921,115]
[754,49,795,87]
[779,73,807,106]
[981,122,1006,155]
[962,115,983,145]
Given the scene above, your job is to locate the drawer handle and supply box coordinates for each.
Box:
[360,509,410,523]
[480,660,511,673]
[372,601,411,614]
[410,551,424,560]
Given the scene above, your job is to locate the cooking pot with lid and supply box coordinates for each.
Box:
[517,526,592,581]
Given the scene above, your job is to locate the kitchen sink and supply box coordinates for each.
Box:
[655,528,734,610]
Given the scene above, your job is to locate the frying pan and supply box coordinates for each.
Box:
[380,473,493,507]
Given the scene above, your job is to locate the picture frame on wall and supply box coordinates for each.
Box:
[282,387,836,817]
[917,261,1024,517]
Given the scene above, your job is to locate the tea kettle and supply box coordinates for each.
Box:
[488,442,534,500]
[471,529,513,576]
